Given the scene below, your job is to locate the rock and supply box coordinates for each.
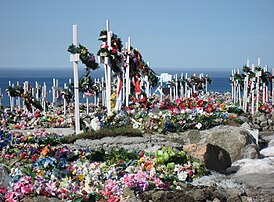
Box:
[260,120,268,127]
[228,157,274,201]
[138,183,247,202]
[202,126,258,162]
[23,196,63,202]
[260,146,274,157]
[238,115,249,123]
[269,139,274,147]
[231,157,274,177]
[245,128,259,144]
[256,114,267,122]
[178,126,259,163]
[262,126,270,131]
[243,144,259,159]
[182,130,203,144]
[90,117,101,131]
[241,122,250,130]
[139,189,195,202]
[73,135,183,152]
[0,164,11,188]
[123,187,142,202]
[183,143,231,172]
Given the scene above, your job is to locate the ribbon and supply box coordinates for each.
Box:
[134,73,141,95]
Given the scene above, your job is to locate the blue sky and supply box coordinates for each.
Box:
[0,0,273,75]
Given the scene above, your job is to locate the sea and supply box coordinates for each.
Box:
[0,68,231,107]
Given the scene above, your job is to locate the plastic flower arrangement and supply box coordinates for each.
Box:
[1,129,206,201]
[258,102,272,113]
[68,44,99,71]
[125,94,241,134]
[5,84,43,111]
[97,29,123,73]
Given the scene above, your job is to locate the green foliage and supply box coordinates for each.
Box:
[68,44,99,71]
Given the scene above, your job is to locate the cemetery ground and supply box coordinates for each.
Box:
[1,93,274,202]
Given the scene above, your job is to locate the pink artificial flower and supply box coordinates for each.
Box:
[20,184,33,195]
[0,188,7,194]
[123,174,135,188]
[175,98,181,104]
[13,181,23,192]
[108,195,120,202]
[5,192,20,202]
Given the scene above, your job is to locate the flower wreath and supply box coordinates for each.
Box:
[124,47,159,88]
[97,30,123,73]
[68,44,99,71]
[67,44,100,100]
[6,85,43,111]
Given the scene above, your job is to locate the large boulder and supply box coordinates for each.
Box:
[178,125,259,162]
[183,143,231,172]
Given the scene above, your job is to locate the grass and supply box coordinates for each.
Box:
[60,125,143,144]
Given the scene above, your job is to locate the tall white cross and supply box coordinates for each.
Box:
[70,25,81,134]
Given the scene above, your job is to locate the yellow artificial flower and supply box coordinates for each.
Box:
[220,103,226,108]
[78,174,85,182]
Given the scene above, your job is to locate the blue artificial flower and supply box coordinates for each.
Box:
[57,157,68,169]
[164,119,175,132]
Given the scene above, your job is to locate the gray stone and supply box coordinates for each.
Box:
[260,146,274,157]
[269,139,274,147]
[260,120,268,127]
[23,196,63,202]
[243,144,259,159]
[231,157,274,177]
[0,164,11,188]
[241,122,250,130]
[262,126,270,131]
[177,126,259,163]
[183,130,203,144]
[201,126,258,162]
[238,115,249,123]
[256,114,267,122]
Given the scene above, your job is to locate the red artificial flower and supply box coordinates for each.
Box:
[197,99,204,106]
[31,153,39,162]
[141,97,147,103]
[0,188,7,194]
[139,151,145,157]
[175,98,181,105]
[20,151,28,159]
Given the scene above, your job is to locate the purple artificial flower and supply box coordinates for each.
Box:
[89,55,95,61]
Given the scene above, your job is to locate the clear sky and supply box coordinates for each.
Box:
[0,0,273,75]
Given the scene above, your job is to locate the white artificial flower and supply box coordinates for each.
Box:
[177,171,188,181]
[195,122,202,129]
[133,123,139,129]
[90,117,101,131]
